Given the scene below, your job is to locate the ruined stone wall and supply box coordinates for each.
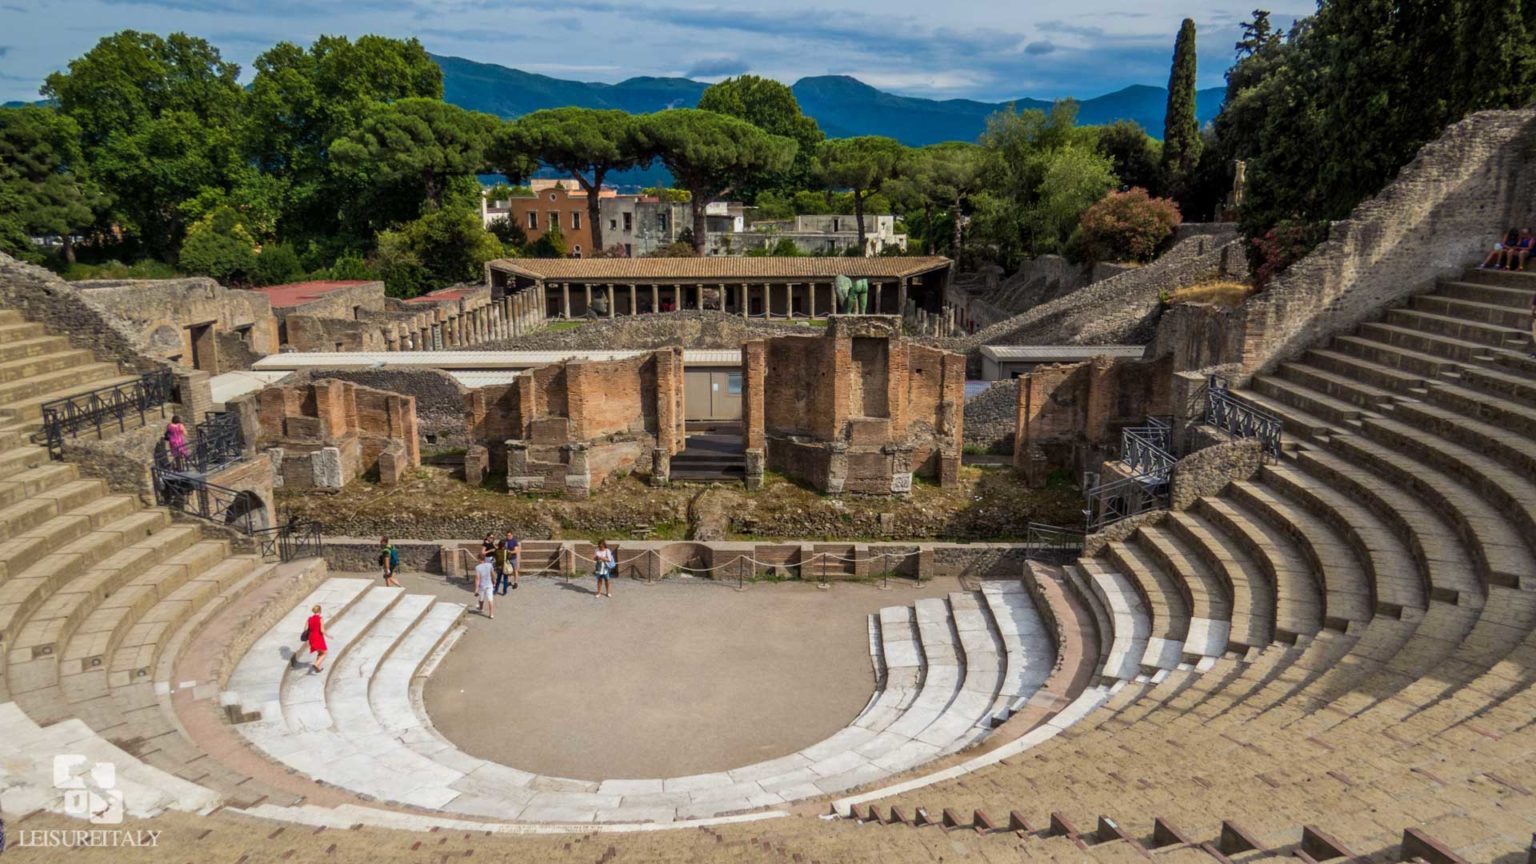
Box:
[283,314,392,353]
[274,282,387,322]
[567,355,653,440]
[464,383,520,471]
[74,277,279,370]
[744,317,962,493]
[256,379,420,489]
[289,368,469,450]
[1203,110,1536,380]
[1012,354,1173,485]
[0,253,168,374]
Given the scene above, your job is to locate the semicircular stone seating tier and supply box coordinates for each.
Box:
[221,578,1057,822]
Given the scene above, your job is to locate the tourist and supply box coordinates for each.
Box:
[593,539,615,598]
[499,531,521,593]
[1483,228,1519,269]
[379,536,401,588]
[481,532,497,562]
[305,605,328,673]
[1508,228,1536,272]
[475,552,497,619]
[164,415,190,469]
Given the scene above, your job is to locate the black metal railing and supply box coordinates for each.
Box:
[1024,521,1086,559]
[1119,417,1175,481]
[153,467,262,534]
[154,410,244,475]
[1084,473,1170,532]
[41,368,176,460]
[253,519,325,563]
[1206,375,1282,460]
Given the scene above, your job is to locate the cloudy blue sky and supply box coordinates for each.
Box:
[0,0,1313,104]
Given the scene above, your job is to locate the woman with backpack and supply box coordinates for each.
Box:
[379,536,401,588]
[593,539,615,599]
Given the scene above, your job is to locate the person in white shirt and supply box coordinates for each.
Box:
[593,539,615,599]
[475,553,497,619]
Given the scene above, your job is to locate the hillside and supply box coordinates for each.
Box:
[435,54,1225,145]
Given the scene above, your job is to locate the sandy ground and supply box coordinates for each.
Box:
[392,570,960,780]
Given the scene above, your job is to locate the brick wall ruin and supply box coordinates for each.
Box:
[280,282,545,353]
[73,277,280,373]
[457,349,685,497]
[1012,354,1173,486]
[743,316,964,494]
[254,379,421,489]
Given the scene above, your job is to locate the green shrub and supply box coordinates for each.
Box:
[1073,188,1181,263]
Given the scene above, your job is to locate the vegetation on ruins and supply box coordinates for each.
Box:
[1071,188,1182,264]
[5,4,1535,293]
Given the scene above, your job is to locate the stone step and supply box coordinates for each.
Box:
[1392,398,1536,478]
[1385,307,1528,350]
[1258,461,1423,617]
[0,509,173,659]
[280,585,406,733]
[0,478,109,542]
[1164,511,1271,652]
[1,373,142,423]
[0,445,50,477]
[978,580,1054,725]
[1355,321,1499,366]
[1292,446,1469,604]
[0,335,74,364]
[1352,419,1536,591]
[1136,524,1234,653]
[221,577,374,723]
[1303,348,1431,395]
[1275,361,1402,412]
[1252,375,1377,428]
[1225,387,1337,442]
[1075,560,1152,682]
[1434,278,1535,309]
[0,321,49,345]
[1411,293,1533,330]
[1225,481,1372,629]
[105,555,263,688]
[0,700,220,820]
[1061,563,1116,675]
[1102,540,1191,668]
[0,361,126,406]
[1457,266,1536,290]
[1419,377,1536,440]
[1449,362,1536,408]
[1194,497,1322,643]
[0,348,101,385]
[1332,331,1464,380]
[1333,427,1523,590]
[0,462,78,509]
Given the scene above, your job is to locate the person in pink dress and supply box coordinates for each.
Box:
[165,416,190,469]
[305,605,328,673]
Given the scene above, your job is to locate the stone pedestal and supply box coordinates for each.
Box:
[464,444,489,486]
[650,447,671,487]
[744,448,765,491]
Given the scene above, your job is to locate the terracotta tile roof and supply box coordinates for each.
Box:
[253,280,378,308]
[404,287,468,304]
[487,256,951,282]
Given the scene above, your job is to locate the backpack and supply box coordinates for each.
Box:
[388,546,399,568]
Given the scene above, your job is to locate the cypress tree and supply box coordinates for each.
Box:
[1163,18,1202,199]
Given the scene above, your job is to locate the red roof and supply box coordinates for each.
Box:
[254,280,375,308]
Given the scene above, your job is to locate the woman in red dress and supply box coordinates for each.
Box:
[306,604,328,673]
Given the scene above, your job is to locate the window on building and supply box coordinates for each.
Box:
[549,212,559,230]
[624,243,633,257]
[658,214,667,231]
[571,211,581,230]
[610,218,618,230]
[528,211,538,230]
[727,373,743,395]
[623,212,633,231]
[573,245,582,258]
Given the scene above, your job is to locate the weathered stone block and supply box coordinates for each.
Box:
[310,446,345,488]
[529,417,570,445]
[464,444,489,486]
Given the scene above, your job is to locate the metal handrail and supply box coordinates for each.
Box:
[252,519,325,562]
[41,368,175,460]
[156,410,244,475]
[152,467,260,534]
[1121,427,1175,480]
[1084,473,1170,533]
[1024,521,1086,558]
[1206,375,1282,459]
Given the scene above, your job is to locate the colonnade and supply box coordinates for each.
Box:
[379,290,547,351]
[543,278,915,319]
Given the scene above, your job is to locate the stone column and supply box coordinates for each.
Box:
[607,283,615,319]
[651,284,659,314]
[584,283,592,318]
[562,283,572,319]
[897,278,908,316]
[741,283,750,317]
[874,282,883,315]
[630,284,637,315]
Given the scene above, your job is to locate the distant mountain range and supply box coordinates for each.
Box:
[436,54,1225,145]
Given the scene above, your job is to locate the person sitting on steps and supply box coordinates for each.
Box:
[1483,228,1519,269]
[1506,228,1535,271]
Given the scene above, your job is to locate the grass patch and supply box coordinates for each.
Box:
[1167,280,1253,307]
[545,320,588,332]
[60,259,183,281]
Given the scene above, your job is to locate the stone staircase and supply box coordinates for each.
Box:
[5,263,1536,859]
[857,264,1536,861]
[221,577,1054,823]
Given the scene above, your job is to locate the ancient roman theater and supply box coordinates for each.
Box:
[2,110,1536,864]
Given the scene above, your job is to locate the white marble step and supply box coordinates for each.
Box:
[1077,563,1152,682]
[0,701,219,820]
[851,605,922,732]
[282,585,404,733]
[222,577,372,722]
[849,614,886,726]
[979,580,1055,724]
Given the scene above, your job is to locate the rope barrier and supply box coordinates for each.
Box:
[464,545,926,589]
